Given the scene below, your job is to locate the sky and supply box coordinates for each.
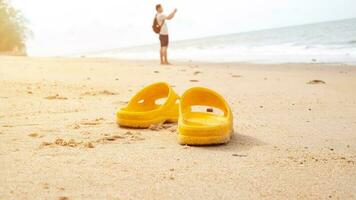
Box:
[10,0,356,56]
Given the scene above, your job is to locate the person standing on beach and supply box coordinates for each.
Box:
[155,4,177,65]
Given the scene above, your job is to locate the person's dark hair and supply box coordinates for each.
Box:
[155,4,161,11]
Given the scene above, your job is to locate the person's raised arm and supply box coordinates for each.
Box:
[165,8,177,20]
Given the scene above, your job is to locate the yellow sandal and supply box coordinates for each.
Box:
[116,82,179,128]
[178,87,233,145]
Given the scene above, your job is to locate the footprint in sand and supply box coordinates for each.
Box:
[96,135,126,144]
[129,135,145,141]
[40,131,143,149]
[83,142,95,148]
[149,123,177,133]
[40,138,82,148]
[55,138,80,147]
[124,131,145,141]
[94,133,142,145]
[69,123,80,129]
[40,139,95,149]
[80,118,104,126]
[45,94,68,100]
[2,125,14,128]
[81,90,118,96]
[149,123,176,131]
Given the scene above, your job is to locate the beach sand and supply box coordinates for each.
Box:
[0,56,356,199]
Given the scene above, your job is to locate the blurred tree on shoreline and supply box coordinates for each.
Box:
[0,0,32,55]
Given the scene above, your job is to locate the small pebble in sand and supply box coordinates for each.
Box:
[189,80,199,82]
[232,154,247,157]
[154,71,159,73]
[105,137,116,141]
[28,133,39,137]
[45,94,68,100]
[193,71,201,75]
[307,80,326,84]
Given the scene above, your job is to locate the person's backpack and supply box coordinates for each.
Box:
[152,15,164,34]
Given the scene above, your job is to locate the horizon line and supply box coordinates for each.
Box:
[65,16,355,57]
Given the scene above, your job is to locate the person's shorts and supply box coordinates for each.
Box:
[159,35,169,47]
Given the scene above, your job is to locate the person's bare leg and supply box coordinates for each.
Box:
[163,47,171,65]
[160,47,164,64]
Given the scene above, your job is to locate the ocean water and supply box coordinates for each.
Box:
[89,18,356,64]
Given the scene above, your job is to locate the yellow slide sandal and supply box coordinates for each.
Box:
[116,82,179,128]
[178,87,234,145]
